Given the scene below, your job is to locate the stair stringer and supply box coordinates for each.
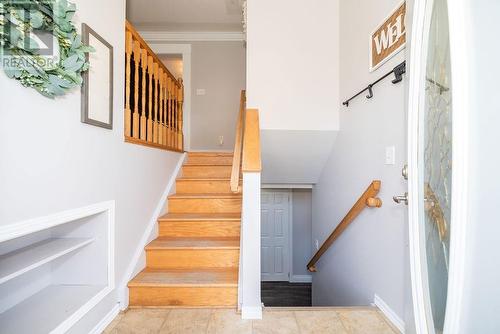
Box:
[118,153,187,309]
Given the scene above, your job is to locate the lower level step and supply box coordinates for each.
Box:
[128,269,238,307]
[145,238,240,269]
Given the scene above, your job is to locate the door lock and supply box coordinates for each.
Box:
[393,192,409,205]
[402,164,408,180]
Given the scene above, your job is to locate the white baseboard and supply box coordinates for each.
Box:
[241,305,262,320]
[373,294,405,334]
[290,275,312,283]
[89,304,120,334]
[118,153,186,309]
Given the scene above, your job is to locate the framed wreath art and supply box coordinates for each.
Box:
[0,0,93,98]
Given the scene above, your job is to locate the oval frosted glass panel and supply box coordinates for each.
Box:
[421,0,452,332]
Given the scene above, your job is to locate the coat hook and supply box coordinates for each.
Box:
[366,85,374,99]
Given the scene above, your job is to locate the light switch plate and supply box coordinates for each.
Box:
[196,88,206,96]
[385,146,396,165]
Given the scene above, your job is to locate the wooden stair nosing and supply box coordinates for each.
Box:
[128,269,238,288]
[146,237,240,250]
[158,213,241,222]
[188,152,233,156]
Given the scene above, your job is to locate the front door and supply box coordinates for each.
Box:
[261,190,290,281]
[407,0,453,333]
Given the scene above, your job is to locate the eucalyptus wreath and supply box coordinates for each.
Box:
[0,0,94,97]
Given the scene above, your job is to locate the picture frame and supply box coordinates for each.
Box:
[81,23,114,129]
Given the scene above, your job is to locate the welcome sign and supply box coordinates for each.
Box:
[370,2,406,71]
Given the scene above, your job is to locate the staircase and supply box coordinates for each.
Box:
[128,152,242,307]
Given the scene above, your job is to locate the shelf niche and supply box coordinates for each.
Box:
[0,202,115,334]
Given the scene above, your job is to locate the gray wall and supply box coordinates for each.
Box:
[311,0,408,321]
[292,190,313,277]
[190,42,246,150]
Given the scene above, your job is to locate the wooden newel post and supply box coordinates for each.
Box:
[177,78,184,151]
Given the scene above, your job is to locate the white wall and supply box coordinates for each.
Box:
[246,0,340,184]
[311,0,408,322]
[246,0,339,131]
[0,0,182,331]
[454,1,500,332]
[292,190,312,278]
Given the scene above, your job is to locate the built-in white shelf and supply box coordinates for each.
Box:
[0,238,94,285]
[0,285,104,334]
[0,201,115,333]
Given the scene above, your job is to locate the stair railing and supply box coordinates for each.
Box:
[230,90,246,193]
[307,180,383,272]
[124,21,184,152]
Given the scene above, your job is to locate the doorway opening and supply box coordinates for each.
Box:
[260,188,313,307]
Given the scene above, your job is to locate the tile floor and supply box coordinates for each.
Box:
[104,307,399,334]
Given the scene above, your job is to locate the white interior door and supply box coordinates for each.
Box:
[261,190,290,281]
[407,0,455,333]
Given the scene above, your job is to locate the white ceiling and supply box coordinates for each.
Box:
[127,0,244,31]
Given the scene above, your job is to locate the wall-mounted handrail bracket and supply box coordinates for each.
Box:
[342,61,406,107]
[392,61,406,84]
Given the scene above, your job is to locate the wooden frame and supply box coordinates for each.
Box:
[81,23,114,129]
[369,1,407,72]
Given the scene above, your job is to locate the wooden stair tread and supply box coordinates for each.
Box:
[129,269,238,287]
[146,237,240,250]
[169,193,242,199]
[159,213,241,221]
[188,152,233,156]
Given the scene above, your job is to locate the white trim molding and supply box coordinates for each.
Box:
[89,304,120,334]
[374,294,406,334]
[290,275,312,283]
[240,172,263,319]
[139,31,245,42]
[118,153,186,309]
[261,184,314,189]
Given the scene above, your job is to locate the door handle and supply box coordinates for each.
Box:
[393,192,408,205]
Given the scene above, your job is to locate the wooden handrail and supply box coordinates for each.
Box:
[242,109,261,173]
[307,180,382,272]
[230,91,246,193]
[124,21,184,152]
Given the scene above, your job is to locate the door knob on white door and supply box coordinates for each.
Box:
[393,192,408,205]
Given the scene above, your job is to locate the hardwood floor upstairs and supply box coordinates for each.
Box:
[128,152,241,307]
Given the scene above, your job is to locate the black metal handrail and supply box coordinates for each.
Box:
[342,61,406,107]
